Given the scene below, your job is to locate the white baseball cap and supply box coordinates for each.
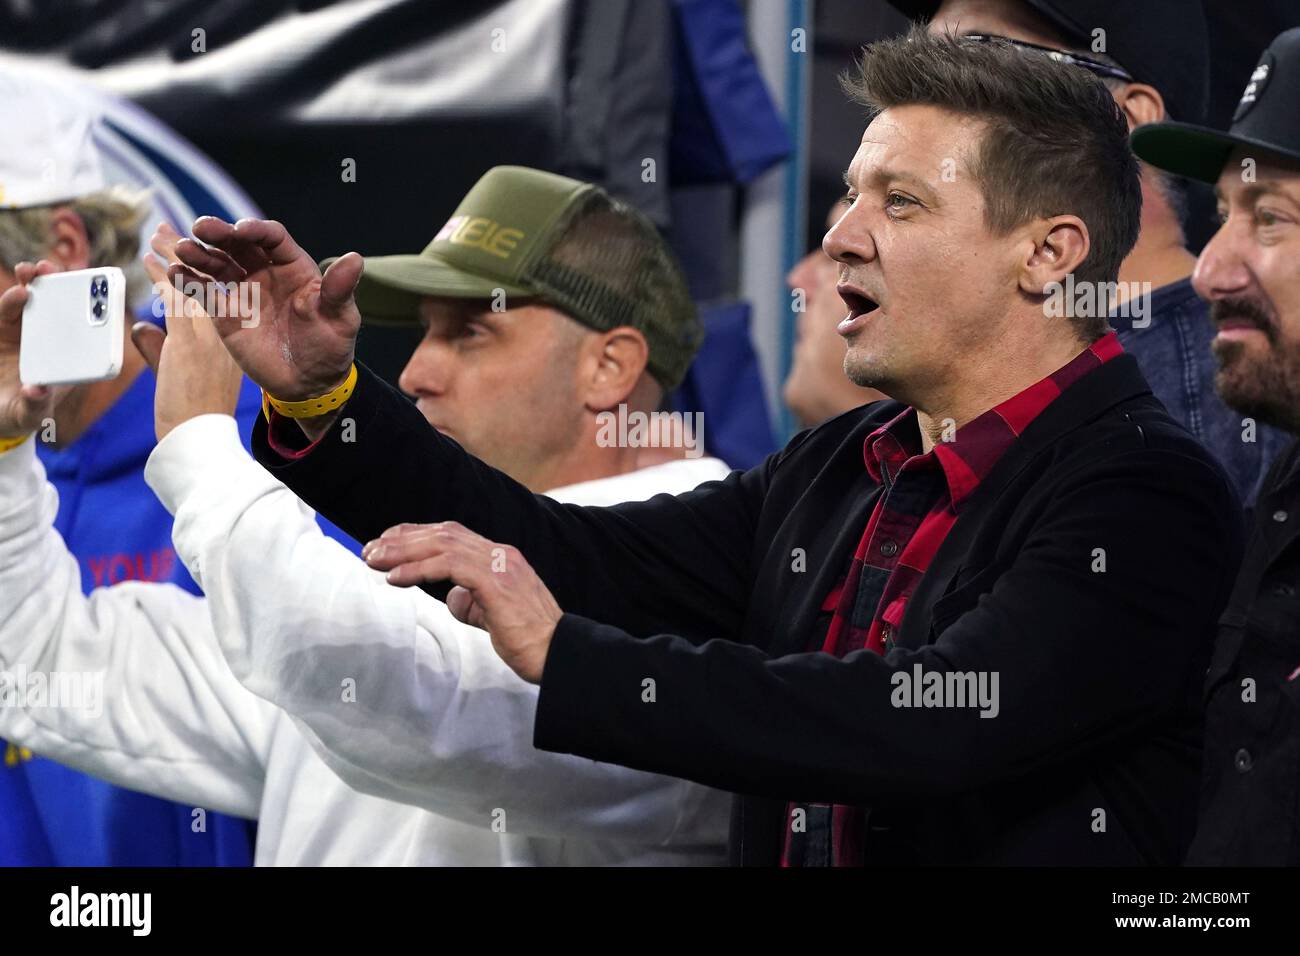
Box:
[0,68,106,209]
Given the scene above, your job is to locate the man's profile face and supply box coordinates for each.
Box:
[783,204,886,426]
[824,103,1018,405]
[1194,150,1300,431]
[398,297,585,480]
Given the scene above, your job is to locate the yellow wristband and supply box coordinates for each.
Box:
[263,364,358,420]
[0,433,31,454]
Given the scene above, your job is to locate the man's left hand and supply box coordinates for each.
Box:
[364,522,561,684]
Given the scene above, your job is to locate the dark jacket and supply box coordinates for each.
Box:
[1188,438,1300,866]
[252,354,1243,865]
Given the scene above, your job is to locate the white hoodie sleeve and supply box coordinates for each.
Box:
[147,415,728,847]
[0,437,274,819]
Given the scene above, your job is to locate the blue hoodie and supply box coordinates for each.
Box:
[1,367,359,865]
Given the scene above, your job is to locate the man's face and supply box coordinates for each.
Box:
[1194,150,1300,431]
[398,297,587,481]
[824,104,1019,405]
[783,206,887,426]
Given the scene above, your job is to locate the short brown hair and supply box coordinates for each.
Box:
[842,26,1142,341]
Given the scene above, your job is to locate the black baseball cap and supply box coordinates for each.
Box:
[1131,27,1300,184]
[887,0,1210,124]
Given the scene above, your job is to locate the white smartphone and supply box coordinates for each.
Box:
[19,266,126,387]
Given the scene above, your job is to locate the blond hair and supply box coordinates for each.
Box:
[0,186,152,303]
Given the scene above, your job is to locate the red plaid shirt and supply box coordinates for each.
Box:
[783,332,1123,866]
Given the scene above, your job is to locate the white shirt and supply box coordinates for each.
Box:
[0,417,733,865]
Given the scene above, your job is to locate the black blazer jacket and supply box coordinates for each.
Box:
[253,353,1243,865]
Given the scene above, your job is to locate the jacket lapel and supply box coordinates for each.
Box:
[772,478,881,657]
[764,411,894,658]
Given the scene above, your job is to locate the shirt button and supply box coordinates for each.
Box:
[1273,510,1289,523]
[1234,748,1253,773]
[880,540,899,557]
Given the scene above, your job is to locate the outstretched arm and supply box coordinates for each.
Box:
[408,453,1239,806]
[148,413,728,847]
[171,214,769,644]
[141,228,729,847]
[0,267,274,818]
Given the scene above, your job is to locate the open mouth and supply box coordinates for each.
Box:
[840,289,878,319]
[836,285,880,335]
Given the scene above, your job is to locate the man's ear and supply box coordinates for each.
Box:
[582,326,650,411]
[47,207,91,271]
[1018,216,1090,297]
[1112,82,1166,132]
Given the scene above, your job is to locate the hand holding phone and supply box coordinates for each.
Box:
[18,265,125,387]
[0,261,61,440]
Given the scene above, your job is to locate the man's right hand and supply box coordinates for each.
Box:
[0,260,63,440]
[169,217,364,403]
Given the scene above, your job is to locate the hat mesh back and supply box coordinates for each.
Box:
[525,191,702,390]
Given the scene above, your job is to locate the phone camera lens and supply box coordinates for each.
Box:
[92,300,105,318]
